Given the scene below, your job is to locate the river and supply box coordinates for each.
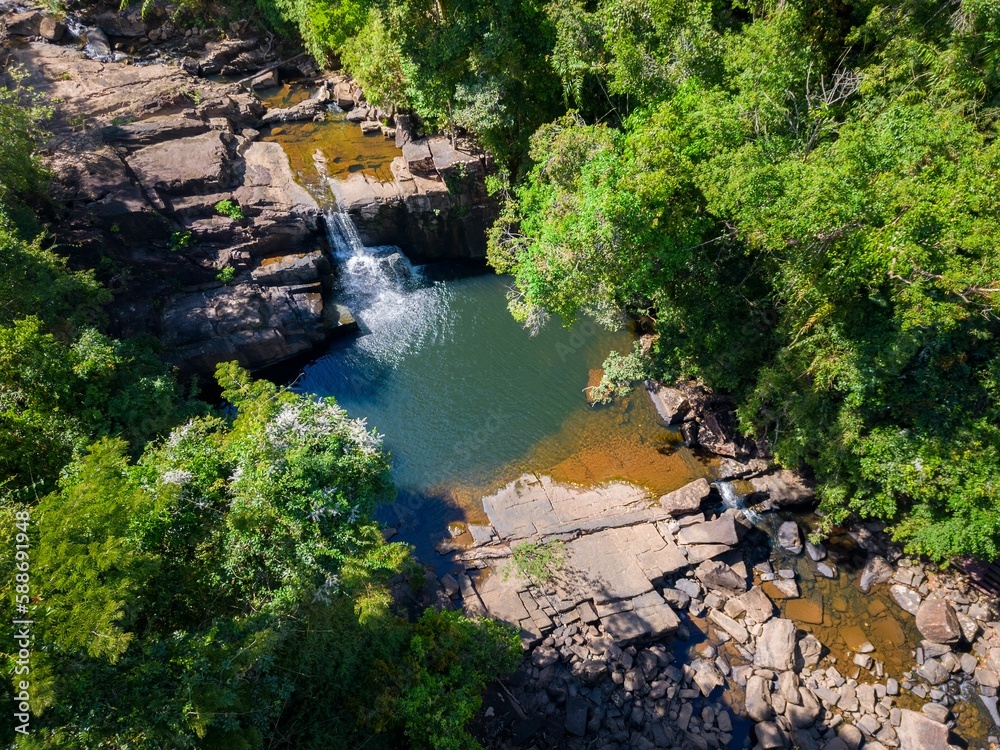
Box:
[259,82,994,746]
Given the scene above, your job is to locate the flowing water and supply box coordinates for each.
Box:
[262,83,994,745]
[300,206,715,553]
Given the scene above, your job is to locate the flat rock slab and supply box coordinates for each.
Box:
[677,512,739,546]
[897,708,951,750]
[562,525,668,603]
[603,591,679,642]
[482,473,666,541]
[475,567,530,627]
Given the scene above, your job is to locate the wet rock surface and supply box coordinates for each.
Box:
[6,36,352,376]
[437,467,1000,750]
[329,129,497,262]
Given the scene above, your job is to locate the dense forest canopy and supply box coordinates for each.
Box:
[243,0,1000,561]
[4,0,1000,745]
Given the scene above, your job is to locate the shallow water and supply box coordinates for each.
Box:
[266,82,994,746]
[259,83,400,197]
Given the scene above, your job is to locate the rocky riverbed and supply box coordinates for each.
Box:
[420,384,1000,750]
[2,3,494,378]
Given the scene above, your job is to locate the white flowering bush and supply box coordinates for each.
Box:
[130,363,394,619]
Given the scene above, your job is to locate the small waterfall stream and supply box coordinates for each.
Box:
[716,479,765,527]
[322,208,453,366]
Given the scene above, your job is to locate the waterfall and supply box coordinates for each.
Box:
[322,209,452,366]
[716,479,765,526]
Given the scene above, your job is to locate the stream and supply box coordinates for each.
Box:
[259,83,995,747]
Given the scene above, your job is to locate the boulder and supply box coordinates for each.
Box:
[777,521,803,555]
[695,560,747,594]
[921,703,949,724]
[39,16,66,42]
[749,469,815,506]
[402,139,436,176]
[731,586,776,623]
[94,9,146,37]
[645,380,690,423]
[816,562,837,578]
[798,634,824,668]
[2,10,42,37]
[659,478,712,515]
[915,599,962,644]
[755,721,786,749]
[746,674,774,722]
[859,555,894,593]
[915,658,950,685]
[250,69,280,89]
[785,687,822,729]
[890,584,921,616]
[755,618,798,671]
[805,540,827,561]
[709,609,750,643]
[565,695,588,737]
[896,709,950,750]
[260,88,331,124]
[677,512,739,546]
[691,658,725,696]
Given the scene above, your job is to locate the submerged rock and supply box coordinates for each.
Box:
[777,521,804,555]
[890,584,922,615]
[859,555,894,593]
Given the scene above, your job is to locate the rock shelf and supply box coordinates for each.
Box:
[437,468,1000,750]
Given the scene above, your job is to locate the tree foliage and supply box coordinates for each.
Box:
[487,0,1000,561]
[0,74,519,749]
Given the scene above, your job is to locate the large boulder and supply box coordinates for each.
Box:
[746,675,774,722]
[645,380,690,423]
[777,521,803,555]
[750,469,815,506]
[896,709,951,750]
[756,618,799,671]
[659,477,711,515]
[915,599,962,645]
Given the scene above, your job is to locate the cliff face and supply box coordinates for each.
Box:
[6,29,352,378]
[4,6,495,377]
[329,126,499,263]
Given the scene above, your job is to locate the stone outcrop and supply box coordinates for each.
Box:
[8,39,351,376]
[659,478,712,516]
[645,380,691,424]
[329,133,497,262]
[434,466,1000,750]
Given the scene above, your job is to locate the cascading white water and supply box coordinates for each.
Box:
[716,479,765,526]
[323,208,453,365]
